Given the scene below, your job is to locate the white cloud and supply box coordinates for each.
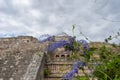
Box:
[27,9,43,19]
[48,14,57,24]
[0,0,7,8]
[11,0,31,7]
[0,0,120,43]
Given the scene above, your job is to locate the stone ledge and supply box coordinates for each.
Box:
[21,52,44,80]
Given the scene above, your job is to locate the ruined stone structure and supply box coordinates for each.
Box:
[0,36,118,80]
[0,36,92,80]
[44,48,91,80]
[44,36,92,80]
[0,36,38,44]
[0,35,72,80]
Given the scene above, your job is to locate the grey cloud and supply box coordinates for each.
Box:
[0,0,120,43]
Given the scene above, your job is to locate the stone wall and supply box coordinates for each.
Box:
[22,52,45,80]
[0,36,47,80]
[35,53,45,80]
[0,36,38,45]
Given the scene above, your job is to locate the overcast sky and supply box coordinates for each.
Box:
[0,0,120,42]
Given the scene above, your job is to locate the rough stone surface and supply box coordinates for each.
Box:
[21,53,44,80]
[0,36,47,80]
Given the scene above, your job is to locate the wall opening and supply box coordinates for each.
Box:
[61,55,65,58]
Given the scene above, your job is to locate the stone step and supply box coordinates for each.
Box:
[44,78,62,80]
[46,61,73,64]
[45,73,64,78]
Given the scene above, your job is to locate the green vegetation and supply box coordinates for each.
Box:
[44,68,51,77]
[36,51,42,57]
[68,26,120,80]
[76,76,89,80]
